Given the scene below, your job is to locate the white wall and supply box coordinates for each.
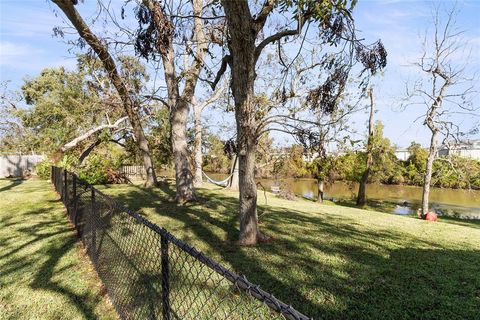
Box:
[395,150,410,161]
[0,155,44,178]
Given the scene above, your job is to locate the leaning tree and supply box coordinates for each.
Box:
[51,0,159,186]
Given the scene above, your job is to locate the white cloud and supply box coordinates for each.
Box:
[0,41,76,82]
[0,42,44,68]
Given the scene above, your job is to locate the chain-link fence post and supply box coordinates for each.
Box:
[91,187,96,257]
[63,169,68,205]
[161,234,170,320]
[70,174,78,224]
[72,174,77,222]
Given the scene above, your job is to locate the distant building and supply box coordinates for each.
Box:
[438,140,480,160]
[395,149,411,161]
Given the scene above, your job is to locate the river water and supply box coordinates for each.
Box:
[205,174,480,219]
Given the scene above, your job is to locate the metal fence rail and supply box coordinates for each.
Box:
[51,167,311,320]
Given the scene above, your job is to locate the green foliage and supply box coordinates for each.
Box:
[34,158,53,180]
[279,122,479,190]
[404,142,427,185]
[58,154,78,171]
[122,107,172,168]
[307,155,335,181]
[1,54,149,168]
[333,151,363,182]
[77,145,124,185]
[273,145,309,178]
[368,122,400,184]
[432,156,480,189]
[202,134,231,174]
[149,108,172,167]
[78,154,110,185]
[19,66,105,154]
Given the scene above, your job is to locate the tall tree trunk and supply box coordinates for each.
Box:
[162,48,195,202]
[163,50,196,202]
[421,130,438,217]
[357,87,375,206]
[193,105,203,187]
[317,179,324,203]
[419,75,448,217]
[134,112,158,187]
[52,0,158,187]
[238,137,262,245]
[144,0,207,202]
[170,99,195,202]
[222,0,269,245]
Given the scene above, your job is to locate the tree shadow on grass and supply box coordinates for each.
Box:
[0,202,110,319]
[346,247,480,319]
[104,184,480,319]
[438,216,480,229]
[29,237,101,320]
[0,178,24,192]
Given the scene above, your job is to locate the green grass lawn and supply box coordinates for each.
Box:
[96,181,480,320]
[1,178,479,320]
[0,179,117,320]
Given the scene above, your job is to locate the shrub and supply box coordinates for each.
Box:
[34,158,53,180]
[78,154,109,185]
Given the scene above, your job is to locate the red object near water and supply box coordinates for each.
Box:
[425,212,438,221]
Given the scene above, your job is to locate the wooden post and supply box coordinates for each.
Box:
[161,235,170,320]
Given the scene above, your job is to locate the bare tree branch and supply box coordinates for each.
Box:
[61,116,128,152]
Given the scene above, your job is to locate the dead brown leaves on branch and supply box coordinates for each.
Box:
[305,39,387,115]
[356,40,387,75]
[306,66,348,113]
[133,1,173,60]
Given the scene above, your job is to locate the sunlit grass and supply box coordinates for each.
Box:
[97,182,480,320]
[0,179,117,320]
[2,178,478,319]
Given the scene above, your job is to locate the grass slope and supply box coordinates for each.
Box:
[97,182,480,320]
[0,179,117,320]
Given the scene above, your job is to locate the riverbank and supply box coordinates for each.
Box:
[0,179,116,319]
[203,173,480,219]
[98,182,480,319]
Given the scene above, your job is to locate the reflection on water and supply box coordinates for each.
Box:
[205,173,480,219]
[393,205,413,215]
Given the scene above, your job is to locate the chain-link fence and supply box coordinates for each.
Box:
[51,167,311,320]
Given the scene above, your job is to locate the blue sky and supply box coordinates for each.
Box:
[1,0,479,148]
